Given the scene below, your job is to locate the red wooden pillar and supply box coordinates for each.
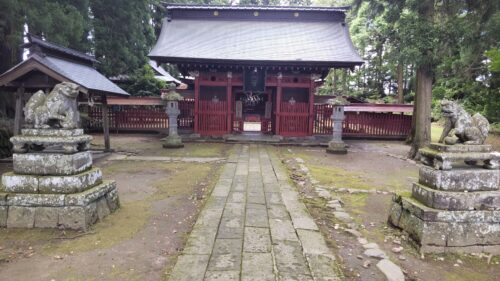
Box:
[275,73,283,136]
[227,71,232,133]
[308,74,318,136]
[192,71,200,133]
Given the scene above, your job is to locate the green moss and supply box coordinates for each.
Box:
[43,199,151,254]
[22,161,220,255]
[432,123,444,143]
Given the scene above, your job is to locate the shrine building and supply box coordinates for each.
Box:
[149,4,363,137]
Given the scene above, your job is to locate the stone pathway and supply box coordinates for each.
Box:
[168,144,341,281]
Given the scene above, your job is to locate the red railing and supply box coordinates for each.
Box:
[313,104,412,138]
[82,100,194,132]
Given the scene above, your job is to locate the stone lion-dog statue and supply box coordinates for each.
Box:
[24,82,81,129]
[439,99,490,145]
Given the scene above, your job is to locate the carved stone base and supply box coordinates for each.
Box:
[11,129,92,154]
[419,166,499,192]
[419,144,499,170]
[388,195,500,254]
[0,181,119,230]
[326,140,347,154]
[13,151,92,176]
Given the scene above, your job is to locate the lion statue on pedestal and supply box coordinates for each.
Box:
[439,99,490,145]
[24,82,81,129]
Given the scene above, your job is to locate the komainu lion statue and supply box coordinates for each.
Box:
[24,82,81,129]
[439,99,490,145]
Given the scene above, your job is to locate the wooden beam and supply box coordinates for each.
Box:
[13,87,25,135]
[101,94,111,152]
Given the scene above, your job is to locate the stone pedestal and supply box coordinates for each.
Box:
[388,143,500,254]
[163,100,184,149]
[326,106,347,154]
[0,129,119,230]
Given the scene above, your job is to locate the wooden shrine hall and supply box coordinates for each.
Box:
[149,4,364,137]
[0,34,129,150]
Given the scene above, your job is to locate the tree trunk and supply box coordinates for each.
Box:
[332,69,338,95]
[342,69,348,94]
[408,64,432,159]
[397,62,404,103]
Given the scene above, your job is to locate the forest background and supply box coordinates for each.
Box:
[0,0,498,131]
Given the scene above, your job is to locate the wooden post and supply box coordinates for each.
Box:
[227,72,232,133]
[13,87,25,135]
[275,73,282,135]
[192,71,200,134]
[101,94,111,152]
[308,75,317,136]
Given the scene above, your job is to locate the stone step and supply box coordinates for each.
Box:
[419,166,499,192]
[412,183,500,211]
[388,196,500,254]
[0,180,116,207]
[13,151,92,176]
[2,168,103,194]
[1,180,119,230]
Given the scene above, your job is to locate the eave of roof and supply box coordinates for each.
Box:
[0,54,129,96]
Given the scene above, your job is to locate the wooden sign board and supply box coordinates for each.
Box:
[244,69,266,92]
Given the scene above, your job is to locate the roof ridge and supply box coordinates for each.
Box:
[163,3,351,12]
[23,33,99,64]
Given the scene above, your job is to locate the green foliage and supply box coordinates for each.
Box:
[24,0,92,52]
[91,0,155,76]
[486,48,500,72]
[124,64,166,96]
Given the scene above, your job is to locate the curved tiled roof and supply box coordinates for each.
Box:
[0,54,128,96]
[149,18,363,66]
[22,34,98,64]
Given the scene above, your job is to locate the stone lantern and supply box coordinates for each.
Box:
[326,96,349,154]
[161,83,184,148]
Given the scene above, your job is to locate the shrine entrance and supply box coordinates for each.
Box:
[232,89,274,134]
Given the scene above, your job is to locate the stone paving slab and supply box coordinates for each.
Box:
[167,144,341,281]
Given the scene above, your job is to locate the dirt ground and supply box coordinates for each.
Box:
[0,134,233,281]
[277,140,500,281]
[1,132,499,281]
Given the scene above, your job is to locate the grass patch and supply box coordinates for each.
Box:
[308,164,373,190]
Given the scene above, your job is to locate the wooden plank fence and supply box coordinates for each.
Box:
[81,96,412,139]
[279,102,309,136]
[197,100,228,136]
[313,104,412,138]
[81,100,194,132]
